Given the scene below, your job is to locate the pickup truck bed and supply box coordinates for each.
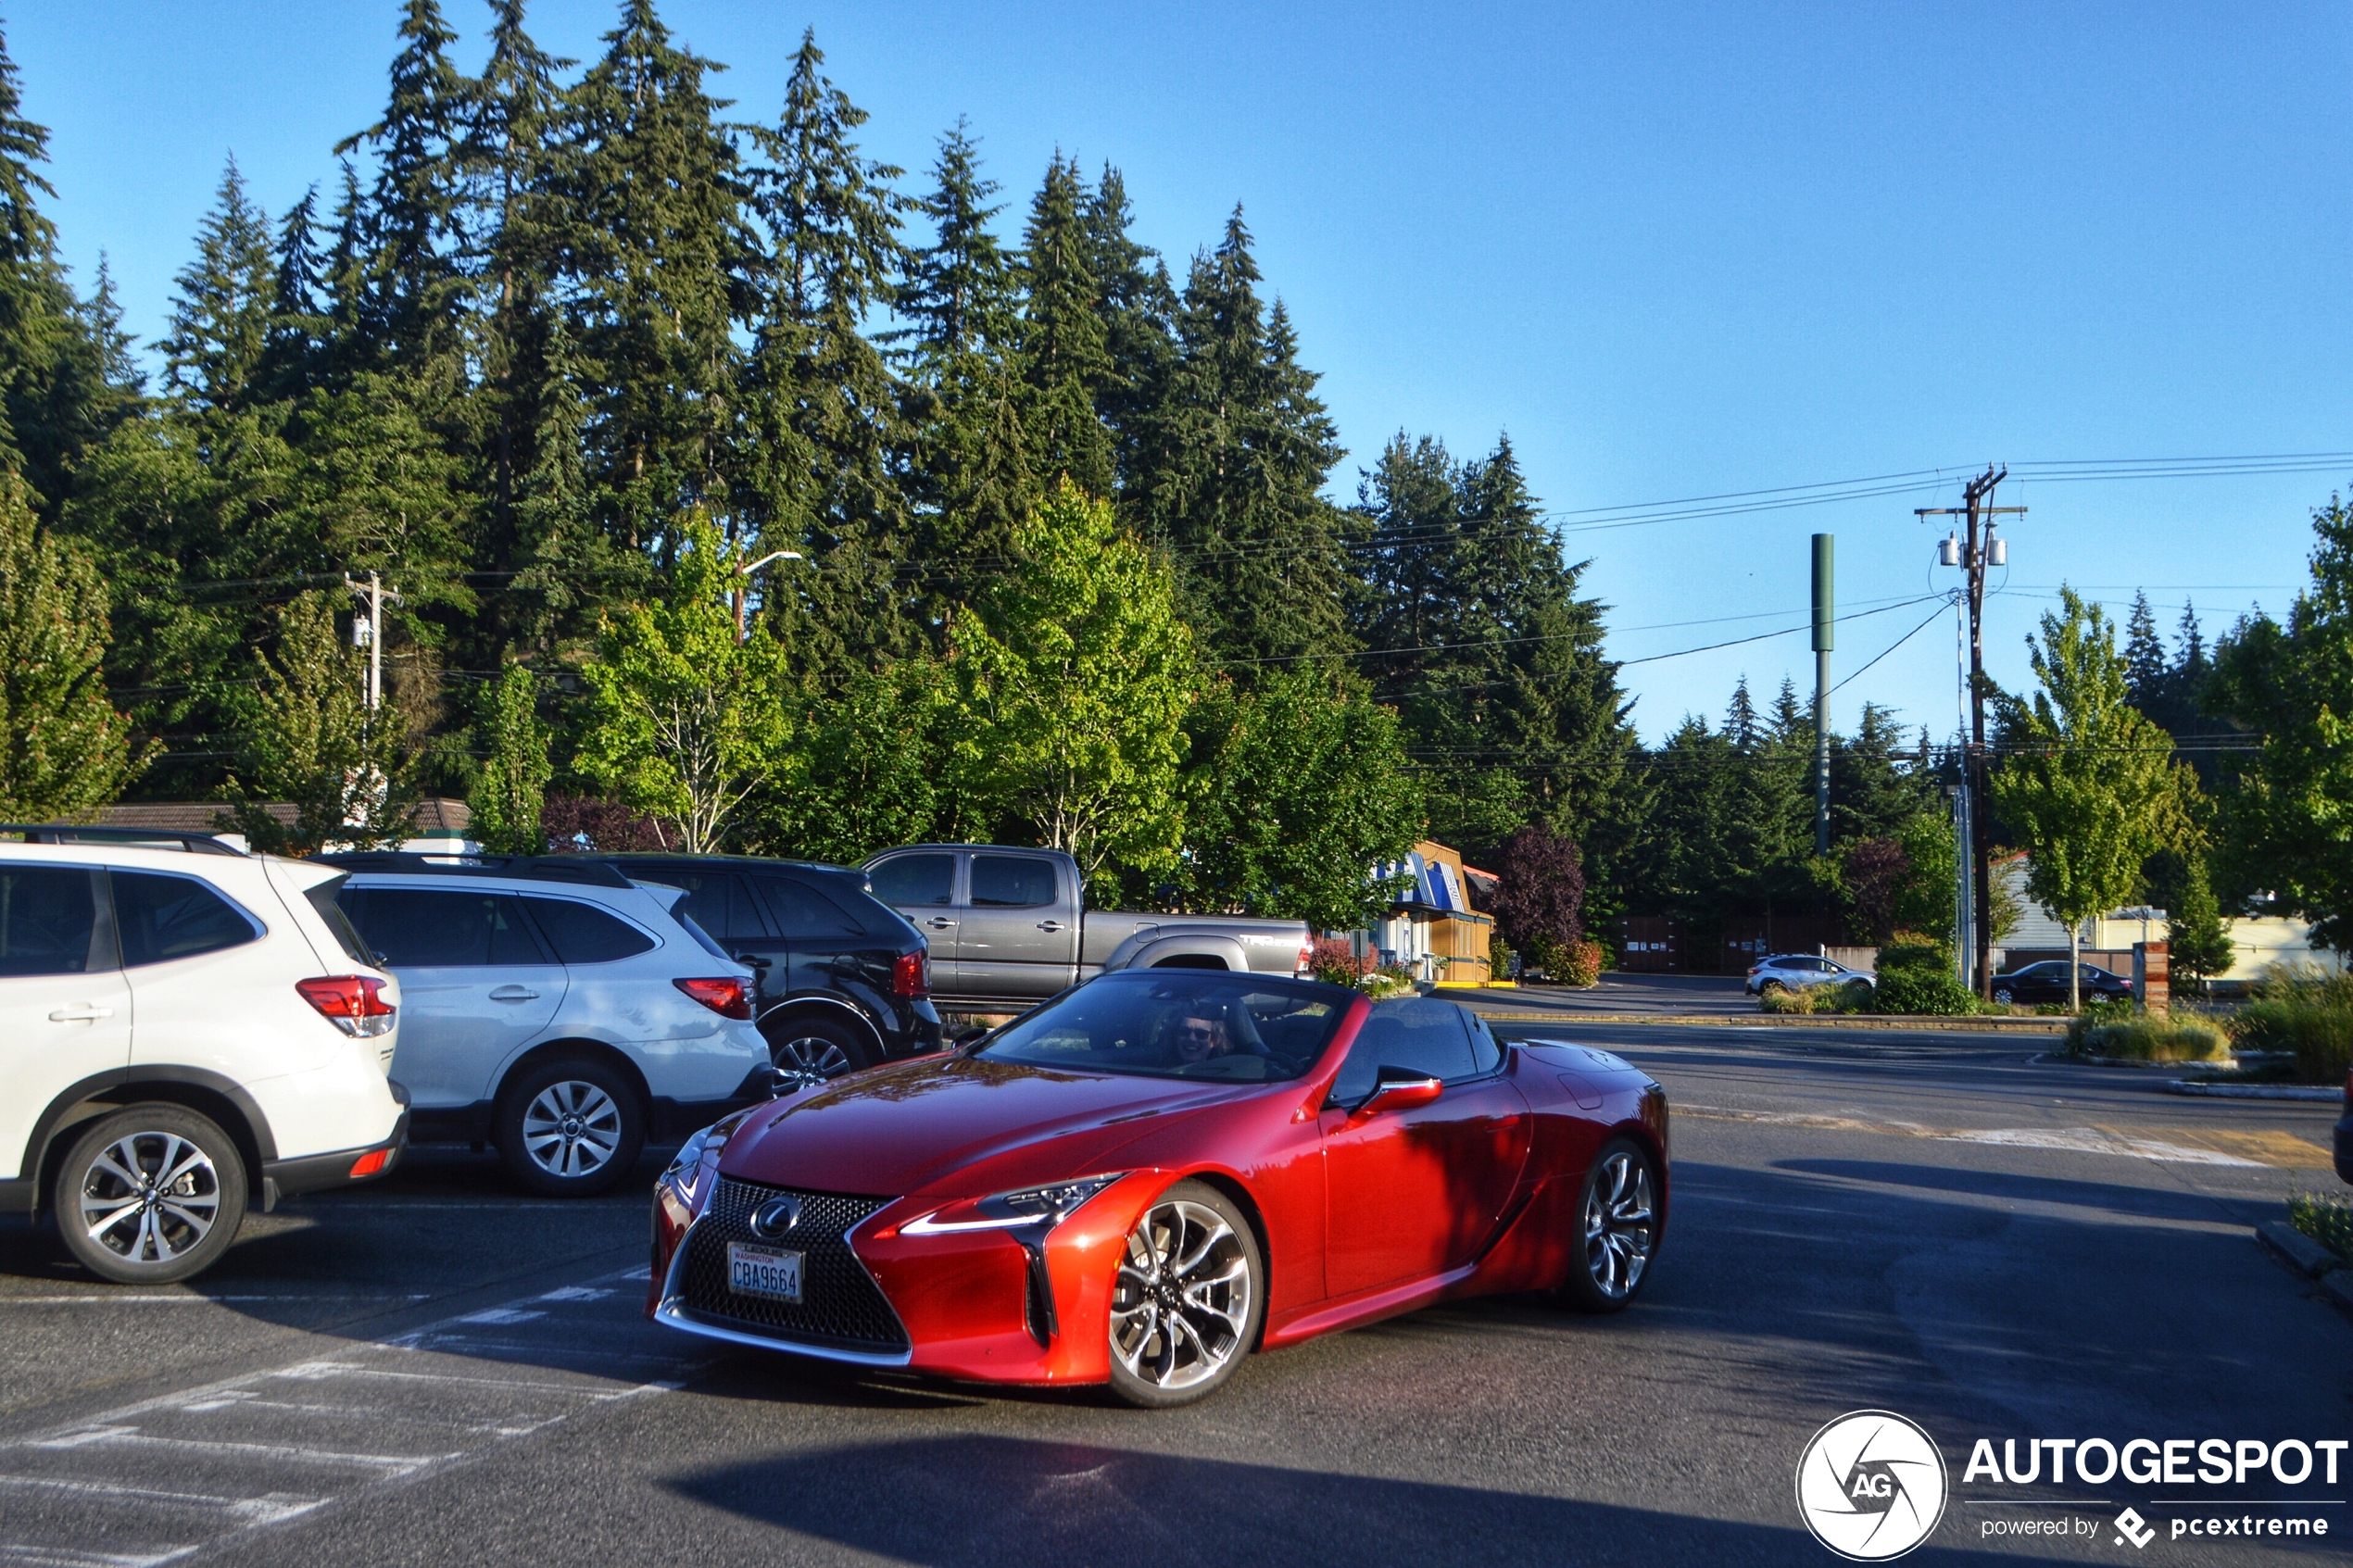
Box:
[862,844,1312,1008]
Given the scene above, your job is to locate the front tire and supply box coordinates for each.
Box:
[54,1106,245,1285]
[497,1058,644,1198]
[1106,1180,1264,1409]
[1558,1137,1660,1314]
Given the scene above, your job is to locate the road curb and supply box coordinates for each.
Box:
[2322,1272,2353,1321]
[1473,1011,2068,1034]
[2259,1221,2344,1279]
[2170,1081,2343,1102]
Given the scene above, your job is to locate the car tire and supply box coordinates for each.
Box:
[1758,979,1786,996]
[53,1105,246,1286]
[496,1057,645,1198]
[762,1013,877,1090]
[1106,1180,1265,1409]
[1558,1136,1661,1315]
[1992,987,2015,1005]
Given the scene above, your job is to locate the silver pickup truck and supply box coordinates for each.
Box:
[861,844,1313,1007]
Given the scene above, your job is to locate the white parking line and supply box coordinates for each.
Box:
[0,1264,705,1568]
[1677,1103,2269,1166]
[0,1295,435,1307]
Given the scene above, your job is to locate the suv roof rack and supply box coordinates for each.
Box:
[0,824,246,856]
[314,851,637,889]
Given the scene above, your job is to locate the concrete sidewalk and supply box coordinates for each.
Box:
[1455,971,2069,1033]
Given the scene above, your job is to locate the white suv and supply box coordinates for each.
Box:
[0,828,409,1285]
[326,855,774,1197]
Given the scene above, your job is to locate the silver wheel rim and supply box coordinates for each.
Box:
[1582,1151,1655,1300]
[522,1081,621,1178]
[773,1035,852,1090]
[80,1131,221,1264]
[1994,989,2013,1004]
[1111,1199,1252,1391]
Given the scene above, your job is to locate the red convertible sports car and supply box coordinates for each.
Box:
[648,971,1668,1406]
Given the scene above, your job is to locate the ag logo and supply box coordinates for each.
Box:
[1795,1410,1949,1561]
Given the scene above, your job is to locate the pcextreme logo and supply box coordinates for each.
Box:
[1796,1410,1951,1561]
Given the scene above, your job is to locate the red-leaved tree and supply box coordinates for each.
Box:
[1490,823,1586,957]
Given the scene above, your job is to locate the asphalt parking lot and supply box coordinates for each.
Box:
[1,1022,2345,1566]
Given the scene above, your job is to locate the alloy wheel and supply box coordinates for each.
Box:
[773,1035,852,1090]
[522,1080,622,1179]
[1582,1149,1655,1300]
[79,1131,222,1266]
[1111,1199,1253,1391]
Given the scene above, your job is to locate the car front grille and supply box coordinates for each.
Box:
[674,1177,910,1355]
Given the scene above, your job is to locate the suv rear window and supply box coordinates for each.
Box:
[521,897,656,964]
[112,871,262,967]
[301,875,377,965]
[339,888,550,967]
[0,866,101,975]
[755,874,867,940]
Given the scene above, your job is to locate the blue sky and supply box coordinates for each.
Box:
[17,2,2350,740]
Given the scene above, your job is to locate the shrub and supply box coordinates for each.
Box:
[2229,966,2353,1084]
[1869,965,1981,1015]
[1760,986,1814,1014]
[1360,966,1418,999]
[1560,937,1604,988]
[1489,932,1515,979]
[1520,933,1567,983]
[1876,937,1950,974]
[1310,935,1373,987]
[2070,1012,2230,1062]
[2290,1191,2353,1264]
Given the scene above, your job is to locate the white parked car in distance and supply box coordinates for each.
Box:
[1744,953,1875,997]
[0,827,410,1284]
[324,854,777,1197]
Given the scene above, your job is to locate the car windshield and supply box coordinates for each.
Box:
[975,972,1355,1084]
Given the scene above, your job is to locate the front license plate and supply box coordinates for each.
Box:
[727,1242,803,1303]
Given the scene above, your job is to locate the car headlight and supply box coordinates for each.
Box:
[661,1110,756,1204]
[901,1173,1128,1236]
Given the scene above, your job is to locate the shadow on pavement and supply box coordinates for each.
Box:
[661,1433,1993,1568]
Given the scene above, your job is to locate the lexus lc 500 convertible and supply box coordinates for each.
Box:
[648,970,1668,1407]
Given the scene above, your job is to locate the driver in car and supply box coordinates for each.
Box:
[1173,1010,1234,1065]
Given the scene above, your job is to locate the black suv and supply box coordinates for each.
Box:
[594,855,942,1084]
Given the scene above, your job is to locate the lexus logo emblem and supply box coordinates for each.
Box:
[751,1196,801,1238]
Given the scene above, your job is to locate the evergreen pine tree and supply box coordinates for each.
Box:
[2124,590,2169,709]
[1014,154,1114,498]
[1083,163,1175,487]
[159,158,276,415]
[1140,207,1352,665]
[740,29,913,669]
[555,0,751,549]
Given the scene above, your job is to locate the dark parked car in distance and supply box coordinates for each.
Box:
[1989,961,2133,1006]
[594,856,943,1085]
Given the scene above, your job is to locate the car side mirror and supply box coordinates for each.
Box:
[1353,1073,1443,1119]
[951,1025,992,1049]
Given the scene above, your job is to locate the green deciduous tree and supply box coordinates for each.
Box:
[0,471,145,818]
[1176,667,1421,928]
[1991,587,2180,1010]
[2208,495,2353,951]
[225,592,416,854]
[466,661,551,853]
[951,479,1193,890]
[576,516,794,853]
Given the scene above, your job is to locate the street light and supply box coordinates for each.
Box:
[734,550,804,642]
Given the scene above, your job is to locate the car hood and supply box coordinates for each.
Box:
[718,1053,1257,1198]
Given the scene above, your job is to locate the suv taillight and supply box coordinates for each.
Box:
[674,977,753,1020]
[893,951,929,998]
[297,975,396,1037]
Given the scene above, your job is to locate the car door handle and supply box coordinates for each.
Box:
[488,985,540,1002]
[1036,921,1065,933]
[925,917,955,930]
[48,1005,114,1022]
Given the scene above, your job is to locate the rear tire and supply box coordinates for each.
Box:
[1758,979,1786,996]
[497,1058,644,1198]
[1557,1137,1660,1314]
[761,1014,876,1090]
[1992,987,2015,1005]
[54,1106,245,1285]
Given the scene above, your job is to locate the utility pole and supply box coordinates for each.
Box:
[1919,468,2024,996]
[346,571,402,711]
[1811,533,1833,856]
